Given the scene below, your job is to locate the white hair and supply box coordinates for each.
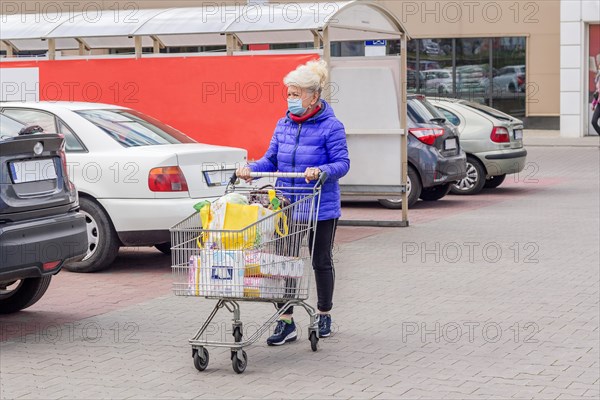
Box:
[283,59,328,94]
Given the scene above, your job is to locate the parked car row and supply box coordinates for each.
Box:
[1,96,526,313]
[373,95,526,208]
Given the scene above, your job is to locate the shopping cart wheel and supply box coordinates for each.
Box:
[193,347,209,372]
[231,350,248,374]
[233,326,243,343]
[309,331,319,352]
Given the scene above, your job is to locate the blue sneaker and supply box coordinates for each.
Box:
[318,314,332,338]
[267,319,297,346]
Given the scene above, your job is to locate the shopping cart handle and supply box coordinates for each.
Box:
[229,171,328,187]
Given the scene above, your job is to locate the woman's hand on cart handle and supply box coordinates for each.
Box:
[304,167,321,183]
[233,166,253,184]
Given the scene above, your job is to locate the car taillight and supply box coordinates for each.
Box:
[58,148,73,191]
[490,127,510,143]
[43,261,61,271]
[409,128,445,145]
[517,75,525,86]
[148,166,189,192]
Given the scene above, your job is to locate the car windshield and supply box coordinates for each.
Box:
[76,109,196,147]
[462,101,514,121]
[408,97,445,124]
[0,114,26,139]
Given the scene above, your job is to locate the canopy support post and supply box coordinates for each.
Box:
[226,33,242,55]
[48,39,56,60]
[134,36,143,59]
[400,34,409,226]
[311,30,322,49]
[322,27,331,101]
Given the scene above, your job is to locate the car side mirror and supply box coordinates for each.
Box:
[18,125,44,135]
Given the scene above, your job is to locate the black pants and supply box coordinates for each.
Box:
[592,106,600,135]
[278,218,338,315]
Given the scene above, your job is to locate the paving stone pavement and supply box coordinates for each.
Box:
[0,146,598,399]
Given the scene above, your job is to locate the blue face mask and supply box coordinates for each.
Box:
[287,98,307,116]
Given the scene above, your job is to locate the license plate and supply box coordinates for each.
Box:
[445,138,457,150]
[514,129,523,140]
[203,169,236,186]
[10,159,57,184]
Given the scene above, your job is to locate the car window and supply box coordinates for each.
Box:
[2,109,57,133]
[0,114,26,139]
[436,108,461,126]
[407,98,445,124]
[58,120,86,151]
[76,109,196,147]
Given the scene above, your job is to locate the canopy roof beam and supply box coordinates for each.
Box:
[1,41,16,57]
[151,35,165,54]
[75,38,90,55]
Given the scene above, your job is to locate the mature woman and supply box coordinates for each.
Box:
[236,59,350,345]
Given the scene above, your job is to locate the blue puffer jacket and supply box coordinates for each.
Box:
[250,100,350,220]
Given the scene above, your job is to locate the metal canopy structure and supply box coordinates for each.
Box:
[1,2,407,55]
[0,0,411,225]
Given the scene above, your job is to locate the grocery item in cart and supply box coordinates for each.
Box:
[245,250,304,278]
[243,277,286,298]
[199,195,278,250]
[188,250,245,297]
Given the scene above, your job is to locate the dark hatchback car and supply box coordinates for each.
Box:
[378,95,467,208]
[0,114,87,314]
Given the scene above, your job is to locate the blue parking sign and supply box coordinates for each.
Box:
[365,40,387,46]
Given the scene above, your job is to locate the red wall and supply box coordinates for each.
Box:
[0,54,318,159]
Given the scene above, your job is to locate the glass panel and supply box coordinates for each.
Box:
[58,120,86,152]
[489,37,526,117]
[0,114,26,139]
[76,109,196,148]
[407,98,444,124]
[330,41,365,57]
[418,39,454,97]
[405,40,420,93]
[437,108,461,126]
[455,38,490,104]
[2,109,57,133]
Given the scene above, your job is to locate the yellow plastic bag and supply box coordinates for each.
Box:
[221,203,261,249]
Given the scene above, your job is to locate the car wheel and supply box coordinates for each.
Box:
[484,174,507,189]
[451,157,486,195]
[155,242,172,255]
[378,166,421,209]
[419,183,451,201]
[0,276,52,314]
[64,197,120,273]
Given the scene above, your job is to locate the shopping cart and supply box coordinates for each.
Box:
[170,172,324,374]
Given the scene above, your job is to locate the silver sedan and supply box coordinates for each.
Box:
[429,98,527,195]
